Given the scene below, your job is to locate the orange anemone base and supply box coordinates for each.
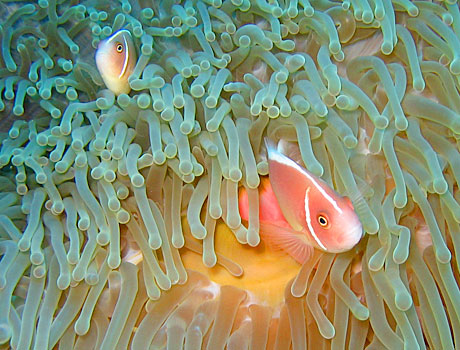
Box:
[181,221,301,307]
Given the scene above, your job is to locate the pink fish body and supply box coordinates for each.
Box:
[239,140,363,263]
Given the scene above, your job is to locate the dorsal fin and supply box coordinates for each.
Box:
[277,139,303,167]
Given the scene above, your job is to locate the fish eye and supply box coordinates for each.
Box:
[116,44,123,53]
[318,215,329,227]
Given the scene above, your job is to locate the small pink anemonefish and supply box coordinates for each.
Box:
[95,29,136,95]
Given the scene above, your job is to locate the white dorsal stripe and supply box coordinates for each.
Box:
[107,29,126,43]
[304,188,327,250]
[119,33,129,78]
[269,149,343,214]
[107,29,130,41]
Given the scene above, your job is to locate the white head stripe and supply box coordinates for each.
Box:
[119,34,129,78]
[269,149,343,214]
[304,188,327,250]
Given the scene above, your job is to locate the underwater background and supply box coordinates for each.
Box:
[1,0,460,349]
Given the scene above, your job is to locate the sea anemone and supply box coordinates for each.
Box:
[1,0,460,349]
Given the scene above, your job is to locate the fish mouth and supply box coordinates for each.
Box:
[326,223,363,253]
[342,223,364,250]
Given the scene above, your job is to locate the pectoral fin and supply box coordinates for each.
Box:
[259,222,313,264]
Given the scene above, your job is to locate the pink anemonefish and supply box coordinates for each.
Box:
[239,139,363,264]
[95,29,136,95]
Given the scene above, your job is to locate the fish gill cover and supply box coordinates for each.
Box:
[0,0,459,349]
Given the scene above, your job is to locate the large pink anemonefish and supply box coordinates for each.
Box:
[239,139,363,263]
